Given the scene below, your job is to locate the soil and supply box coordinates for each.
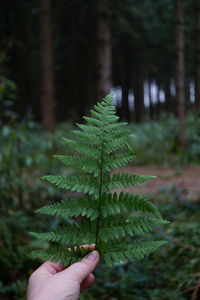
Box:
[119,165,200,200]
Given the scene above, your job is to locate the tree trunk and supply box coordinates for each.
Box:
[195,0,200,112]
[39,0,56,132]
[164,79,172,113]
[122,80,129,122]
[121,48,132,122]
[156,81,161,120]
[175,0,186,144]
[134,72,144,123]
[96,0,112,101]
[148,80,154,119]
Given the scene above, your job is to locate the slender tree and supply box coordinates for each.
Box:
[121,79,130,122]
[96,0,112,100]
[164,79,172,113]
[148,80,154,119]
[196,0,200,112]
[121,46,132,122]
[39,0,56,132]
[175,0,186,144]
[134,70,144,123]
[156,81,161,120]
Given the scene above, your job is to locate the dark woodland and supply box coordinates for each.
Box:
[1,0,199,128]
[1,1,200,299]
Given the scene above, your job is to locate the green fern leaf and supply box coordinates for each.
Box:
[31,94,169,267]
[103,240,167,266]
[76,123,101,135]
[100,216,169,241]
[41,175,98,195]
[104,122,128,132]
[31,246,93,266]
[103,153,136,172]
[108,173,156,190]
[30,222,95,246]
[62,138,101,158]
[54,155,99,176]
[35,198,98,220]
[101,192,162,218]
[104,136,130,154]
[72,130,102,146]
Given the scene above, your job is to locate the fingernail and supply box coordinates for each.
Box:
[85,250,99,261]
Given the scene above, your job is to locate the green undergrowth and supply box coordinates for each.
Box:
[1,112,200,176]
[30,96,168,266]
[80,186,200,300]
[129,113,200,165]
[0,185,199,299]
[1,114,200,299]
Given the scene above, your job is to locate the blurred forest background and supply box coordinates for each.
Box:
[1,0,200,299]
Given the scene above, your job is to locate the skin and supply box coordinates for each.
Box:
[27,246,99,300]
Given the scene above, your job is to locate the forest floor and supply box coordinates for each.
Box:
[121,165,200,200]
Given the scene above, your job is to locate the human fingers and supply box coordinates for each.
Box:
[80,273,95,291]
[78,243,96,251]
[60,250,99,283]
[32,245,96,276]
[34,260,65,275]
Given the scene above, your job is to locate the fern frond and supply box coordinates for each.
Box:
[31,246,93,266]
[100,217,169,241]
[108,173,156,190]
[101,192,162,218]
[31,94,169,267]
[104,129,131,141]
[54,155,99,176]
[41,175,98,195]
[72,130,101,146]
[103,153,136,172]
[36,198,98,220]
[103,122,128,132]
[83,116,103,127]
[90,109,119,123]
[93,103,115,115]
[103,240,167,266]
[62,138,101,158]
[76,123,101,135]
[30,222,96,245]
[104,136,130,154]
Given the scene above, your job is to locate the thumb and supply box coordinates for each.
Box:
[60,250,100,283]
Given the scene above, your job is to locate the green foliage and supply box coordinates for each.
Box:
[0,118,74,299]
[0,76,17,122]
[1,183,199,299]
[129,113,200,165]
[80,187,200,300]
[31,95,168,266]
[1,109,199,299]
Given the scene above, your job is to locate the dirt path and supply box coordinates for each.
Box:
[120,165,200,199]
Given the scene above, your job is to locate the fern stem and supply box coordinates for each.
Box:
[95,140,104,250]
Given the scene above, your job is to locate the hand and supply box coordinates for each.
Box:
[27,248,100,300]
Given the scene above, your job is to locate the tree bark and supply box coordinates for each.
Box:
[96,0,112,101]
[122,79,130,122]
[164,79,172,113]
[195,0,200,112]
[156,81,161,120]
[121,48,132,122]
[148,80,154,119]
[175,0,186,144]
[39,0,56,132]
[134,71,144,123]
